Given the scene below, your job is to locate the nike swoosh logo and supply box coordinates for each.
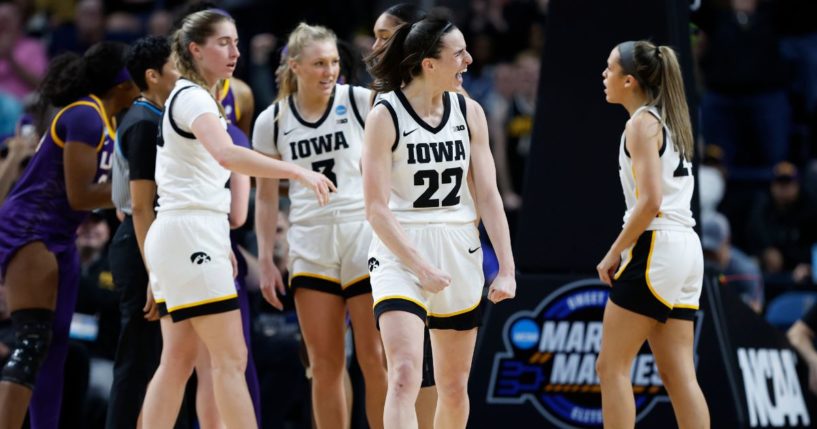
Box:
[283,129,296,135]
[468,247,480,254]
[402,128,419,137]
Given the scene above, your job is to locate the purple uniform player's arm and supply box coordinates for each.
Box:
[59,104,114,210]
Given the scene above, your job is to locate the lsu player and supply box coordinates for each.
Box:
[0,42,138,429]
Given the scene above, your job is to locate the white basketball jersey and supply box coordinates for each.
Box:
[253,84,370,224]
[618,105,695,230]
[376,90,476,224]
[156,80,231,214]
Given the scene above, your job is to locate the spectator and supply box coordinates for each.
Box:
[0,0,47,100]
[48,0,106,57]
[702,211,764,313]
[746,161,817,282]
[0,127,38,203]
[75,214,118,360]
[693,0,791,175]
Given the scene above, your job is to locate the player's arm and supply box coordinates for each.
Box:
[191,112,334,205]
[597,113,663,284]
[465,98,515,303]
[255,172,286,310]
[228,170,250,229]
[251,106,287,310]
[63,107,113,210]
[788,320,817,394]
[363,105,449,292]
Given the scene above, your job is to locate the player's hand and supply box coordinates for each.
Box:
[488,273,516,303]
[259,256,286,311]
[596,250,621,287]
[143,284,159,321]
[295,168,336,207]
[417,263,451,293]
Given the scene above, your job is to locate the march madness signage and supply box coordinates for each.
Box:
[469,274,817,428]
[483,279,690,427]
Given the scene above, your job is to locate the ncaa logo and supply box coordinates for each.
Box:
[336,105,347,115]
[487,279,695,428]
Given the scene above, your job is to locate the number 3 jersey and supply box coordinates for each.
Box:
[375,90,476,225]
[619,105,695,230]
[253,84,370,224]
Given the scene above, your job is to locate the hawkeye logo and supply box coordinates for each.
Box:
[487,279,692,428]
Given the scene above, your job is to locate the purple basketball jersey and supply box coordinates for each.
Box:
[0,94,114,273]
[218,79,240,125]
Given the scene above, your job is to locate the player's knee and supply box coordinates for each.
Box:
[209,346,248,374]
[595,352,621,381]
[388,358,422,394]
[161,344,197,376]
[436,375,469,405]
[310,353,344,381]
[1,309,54,389]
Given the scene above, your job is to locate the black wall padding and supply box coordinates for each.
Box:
[515,0,699,273]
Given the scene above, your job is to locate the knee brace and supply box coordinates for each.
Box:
[1,309,54,389]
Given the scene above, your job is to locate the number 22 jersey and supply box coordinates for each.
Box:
[375,90,476,225]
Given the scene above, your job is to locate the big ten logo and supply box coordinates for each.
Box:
[487,279,698,428]
[737,348,810,428]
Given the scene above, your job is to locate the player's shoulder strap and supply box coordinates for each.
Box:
[375,97,400,152]
[165,85,197,140]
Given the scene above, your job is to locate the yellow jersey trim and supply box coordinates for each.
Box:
[673,304,699,310]
[290,272,341,286]
[613,245,634,281]
[429,299,481,318]
[372,295,428,312]
[645,231,672,309]
[167,293,238,313]
[49,95,113,152]
[342,274,370,289]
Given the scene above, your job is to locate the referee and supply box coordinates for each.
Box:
[106,36,183,429]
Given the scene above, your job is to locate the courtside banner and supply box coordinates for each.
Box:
[704,273,816,429]
[470,274,817,428]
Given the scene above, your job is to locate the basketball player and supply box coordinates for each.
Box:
[363,17,516,429]
[253,22,388,429]
[193,77,262,428]
[107,35,183,429]
[595,40,710,428]
[139,10,334,428]
[370,5,443,427]
[0,41,139,429]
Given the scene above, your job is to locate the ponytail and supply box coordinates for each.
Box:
[656,46,693,160]
[39,52,87,108]
[366,22,412,93]
[366,17,454,93]
[38,41,130,110]
[618,40,694,160]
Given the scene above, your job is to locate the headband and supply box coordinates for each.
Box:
[617,41,641,85]
[419,21,454,59]
[111,67,132,86]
